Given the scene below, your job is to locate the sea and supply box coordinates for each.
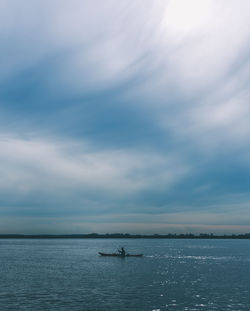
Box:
[0,238,250,310]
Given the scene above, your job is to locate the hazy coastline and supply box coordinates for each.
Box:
[0,233,250,239]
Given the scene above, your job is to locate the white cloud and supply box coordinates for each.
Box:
[159,85,250,156]
[1,1,250,232]
[161,1,250,89]
[0,133,188,198]
[0,0,163,91]
[1,0,249,96]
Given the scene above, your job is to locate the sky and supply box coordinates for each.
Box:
[1,0,250,234]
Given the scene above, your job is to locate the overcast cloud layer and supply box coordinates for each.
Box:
[1,0,250,234]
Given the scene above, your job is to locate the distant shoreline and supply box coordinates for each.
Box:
[0,233,250,239]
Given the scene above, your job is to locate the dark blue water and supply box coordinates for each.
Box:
[0,239,250,310]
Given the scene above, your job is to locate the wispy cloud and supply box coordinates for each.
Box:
[0,133,189,217]
[1,0,250,233]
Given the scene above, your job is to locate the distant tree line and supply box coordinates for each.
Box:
[0,233,250,239]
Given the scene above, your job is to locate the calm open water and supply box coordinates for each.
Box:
[0,239,250,310]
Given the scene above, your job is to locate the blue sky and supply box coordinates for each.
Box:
[1,0,250,234]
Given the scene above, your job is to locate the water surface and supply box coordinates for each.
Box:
[0,239,250,310]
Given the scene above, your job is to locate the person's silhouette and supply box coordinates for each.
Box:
[118,247,126,257]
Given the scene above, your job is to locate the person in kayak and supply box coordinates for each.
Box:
[118,247,126,257]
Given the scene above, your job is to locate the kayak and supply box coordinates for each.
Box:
[99,252,143,257]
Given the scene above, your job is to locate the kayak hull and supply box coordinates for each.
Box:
[99,252,143,257]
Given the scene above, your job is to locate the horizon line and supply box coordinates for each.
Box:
[0,233,250,239]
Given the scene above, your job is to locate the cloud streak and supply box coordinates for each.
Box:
[0,0,250,233]
[0,133,189,218]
